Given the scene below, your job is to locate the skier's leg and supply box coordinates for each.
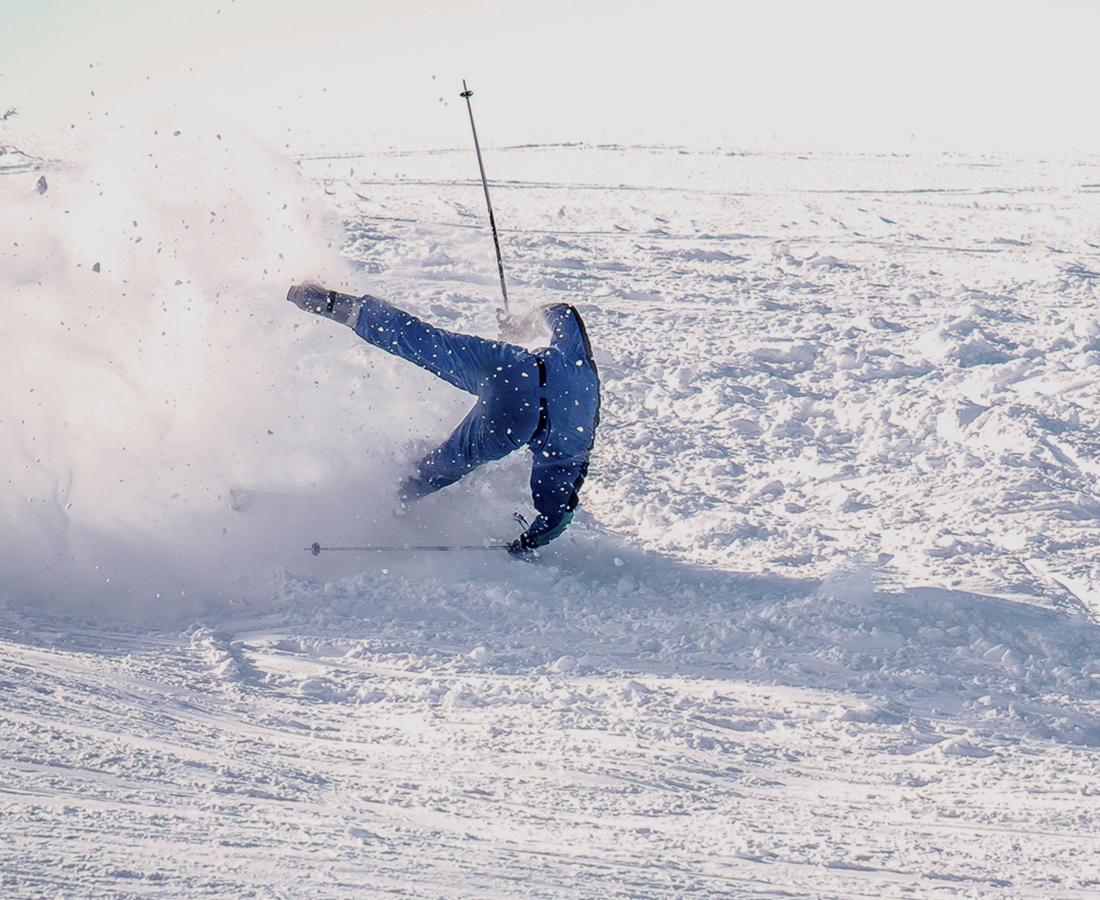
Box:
[401,391,541,501]
[400,411,482,500]
[353,294,513,395]
[290,284,538,397]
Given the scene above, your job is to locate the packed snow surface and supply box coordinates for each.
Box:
[2,133,1100,897]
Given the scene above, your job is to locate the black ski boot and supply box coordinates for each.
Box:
[288,282,363,327]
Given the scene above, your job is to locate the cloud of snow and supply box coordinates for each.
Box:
[0,118,456,621]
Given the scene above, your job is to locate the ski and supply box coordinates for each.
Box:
[308,542,506,556]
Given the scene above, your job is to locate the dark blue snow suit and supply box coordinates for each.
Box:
[351,296,600,550]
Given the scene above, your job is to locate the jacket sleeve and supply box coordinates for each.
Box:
[523,454,590,548]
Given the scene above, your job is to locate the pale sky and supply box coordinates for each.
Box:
[2,0,1098,151]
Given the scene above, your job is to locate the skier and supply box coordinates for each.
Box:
[287,283,600,556]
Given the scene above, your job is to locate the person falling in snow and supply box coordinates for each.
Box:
[288,283,600,556]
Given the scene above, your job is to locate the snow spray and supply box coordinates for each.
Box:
[0,121,439,621]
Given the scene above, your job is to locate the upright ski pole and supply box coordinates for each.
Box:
[460,80,509,314]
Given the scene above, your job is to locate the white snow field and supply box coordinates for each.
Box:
[3,133,1100,898]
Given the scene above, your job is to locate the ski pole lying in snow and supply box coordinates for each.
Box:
[460,79,509,314]
[308,542,506,556]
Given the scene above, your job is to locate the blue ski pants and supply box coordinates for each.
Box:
[351,296,544,499]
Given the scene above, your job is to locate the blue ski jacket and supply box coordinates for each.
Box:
[351,297,600,549]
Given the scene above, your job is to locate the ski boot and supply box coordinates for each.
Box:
[288,282,363,327]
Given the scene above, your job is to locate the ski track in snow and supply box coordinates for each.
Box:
[4,142,1100,898]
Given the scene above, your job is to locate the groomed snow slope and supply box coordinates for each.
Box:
[3,139,1100,898]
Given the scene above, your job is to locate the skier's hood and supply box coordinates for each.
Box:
[541,303,597,372]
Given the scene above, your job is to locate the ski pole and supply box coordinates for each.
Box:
[308,542,506,556]
[460,79,509,314]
